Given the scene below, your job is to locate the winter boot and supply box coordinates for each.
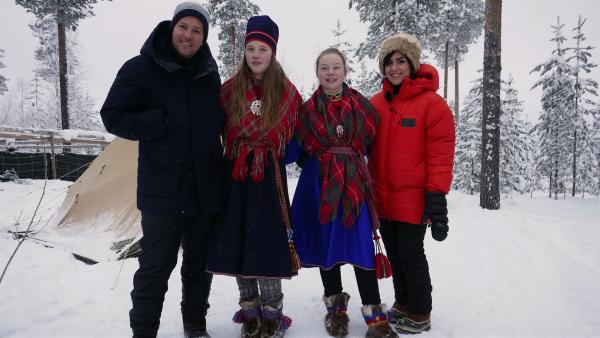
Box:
[183,317,211,338]
[394,312,431,334]
[233,298,262,338]
[261,302,292,338]
[323,292,350,337]
[361,304,399,338]
[387,302,408,326]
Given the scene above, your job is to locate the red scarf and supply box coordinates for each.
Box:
[297,84,379,227]
[222,76,301,182]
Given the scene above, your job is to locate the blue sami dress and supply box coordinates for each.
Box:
[287,141,375,270]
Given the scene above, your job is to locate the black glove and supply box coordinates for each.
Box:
[423,192,449,241]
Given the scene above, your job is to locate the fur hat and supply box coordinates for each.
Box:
[170,2,210,42]
[245,15,279,54]
[378,33,422,74]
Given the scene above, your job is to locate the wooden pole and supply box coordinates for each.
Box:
[49,134,57,179]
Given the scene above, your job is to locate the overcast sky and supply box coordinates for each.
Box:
[1,0,599,123]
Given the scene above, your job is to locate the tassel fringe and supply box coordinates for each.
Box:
[288,239,302,272]
[373,231,392,279]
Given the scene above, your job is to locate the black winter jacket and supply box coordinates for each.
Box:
[100,21,226,216]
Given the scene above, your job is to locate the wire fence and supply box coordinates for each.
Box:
[0,151,97,181]
[0,127,109,182]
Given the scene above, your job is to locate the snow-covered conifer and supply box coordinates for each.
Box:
[429,0,483,117]
[348,0,444,101]
[530,17,574,199]
[206,0,260,80]
[590,112,600,195]
[565,15,598,196]
[29,16,99,130]
[0,48,8,96]
[17,0,107,129]
[330,18,355,81]
[353,62,381,99]
[454,75,482,194]
[499,75,535,195]
[349,0,442,62]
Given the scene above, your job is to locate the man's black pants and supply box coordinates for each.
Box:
[379,219,432,314]
[130,212,214,337]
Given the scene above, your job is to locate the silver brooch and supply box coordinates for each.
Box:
[336,124,344,138]
[250,100,262,116]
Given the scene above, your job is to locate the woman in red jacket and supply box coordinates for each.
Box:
[368,33,455,334]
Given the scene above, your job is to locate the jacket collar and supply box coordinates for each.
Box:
[140,20,218,77]
[383,63,439,101]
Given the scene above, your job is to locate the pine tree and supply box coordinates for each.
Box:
[16,0,107,130]
[29,16,99,130]
[14,79,30,127]
[349,0,442,61]
[429,0,483,119]
[30,15,67,129]
[348,0,445,96]
[28,72,57,129]
[0,93,14,125]
[330,18,355,79]
[591,111,600,195]
[499,75,535,195]
[524,142,543,197]
[453,75,483,194]
[575,129,598,197]
[206,0,260,80]
[28,75,40,108]
[530,17,575,199]
[0,48,8,96]
[353,62,381,99]
[480,0,502,209]
[455,73,536,196]
[565,15,598,196]
[27,74,41,122]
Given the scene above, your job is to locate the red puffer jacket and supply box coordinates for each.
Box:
[368,64,455,225]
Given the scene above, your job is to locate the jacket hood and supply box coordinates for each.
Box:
[383,63,439,101]
[140,20,218,76]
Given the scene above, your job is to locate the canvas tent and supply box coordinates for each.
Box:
[49,137,142,262]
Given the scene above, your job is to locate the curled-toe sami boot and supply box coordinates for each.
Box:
[361,304,399,338]
[233,298,262,338]
[323,292,351,337]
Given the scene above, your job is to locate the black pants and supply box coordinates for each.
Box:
[130,212,215,337]
[320,264,381,305]
[379,219,432,314]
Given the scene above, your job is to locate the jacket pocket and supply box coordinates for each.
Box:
[139,135,185,172]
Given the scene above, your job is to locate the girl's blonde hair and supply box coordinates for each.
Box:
[229,54,286,129]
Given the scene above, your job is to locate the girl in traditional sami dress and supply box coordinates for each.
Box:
[205,15,302,338]
[289,48,397,338]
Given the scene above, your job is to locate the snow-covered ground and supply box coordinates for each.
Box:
[1,179,600,338]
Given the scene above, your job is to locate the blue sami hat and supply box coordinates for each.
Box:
[245,15,279,54]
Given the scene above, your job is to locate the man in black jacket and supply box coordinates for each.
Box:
[100,2,225,337]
